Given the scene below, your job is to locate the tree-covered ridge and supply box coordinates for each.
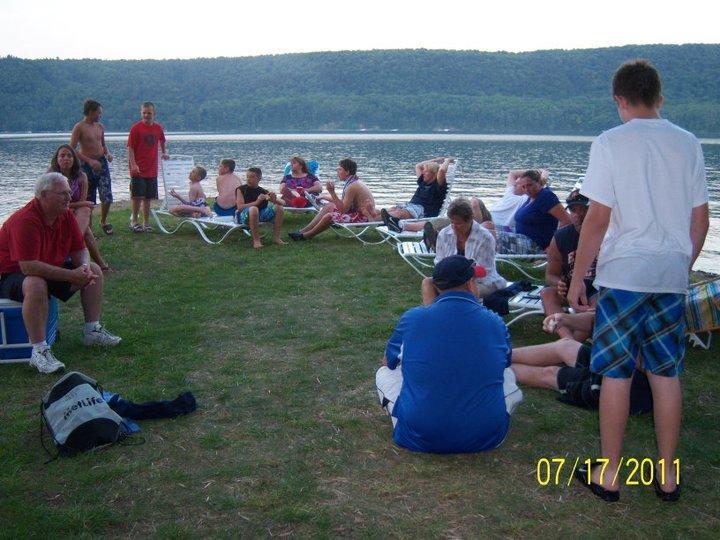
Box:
[1,44,719,135]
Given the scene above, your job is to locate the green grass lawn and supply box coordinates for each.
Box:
[1,210,718,538]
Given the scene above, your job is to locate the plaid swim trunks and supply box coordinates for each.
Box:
[330,210,369,224]
[591,287,686,379]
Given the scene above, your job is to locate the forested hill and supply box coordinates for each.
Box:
[1,45,719,136]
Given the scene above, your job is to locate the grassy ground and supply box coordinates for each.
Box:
[0,210,718,538]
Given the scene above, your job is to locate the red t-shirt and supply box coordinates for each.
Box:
[0,199,85,274]
[127,121,166,178]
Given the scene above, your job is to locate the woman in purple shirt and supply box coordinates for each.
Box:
[279,156,321,208]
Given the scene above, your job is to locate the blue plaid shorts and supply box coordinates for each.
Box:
[591,288,686,379]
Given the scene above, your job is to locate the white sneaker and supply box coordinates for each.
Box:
[83,324,122,346]
[29,347,65,374]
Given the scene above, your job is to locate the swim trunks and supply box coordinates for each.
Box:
[591,288,686,379]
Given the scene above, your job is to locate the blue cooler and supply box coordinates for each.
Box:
[0,297,59,362]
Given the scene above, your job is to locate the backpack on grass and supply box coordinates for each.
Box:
[40,371,123,459]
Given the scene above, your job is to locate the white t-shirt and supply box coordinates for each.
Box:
[582,118,708,293]
[490,185,527,228]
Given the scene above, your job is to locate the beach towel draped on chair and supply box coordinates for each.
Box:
[685,278,719,350]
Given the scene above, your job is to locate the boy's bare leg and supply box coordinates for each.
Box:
[300,204,333,234]
[100,201,111,227]
[272,205,286,245]
[647,373,682,492]
[142,198,152,227]
[131,198,141,227]
[592,377,632,491]
[248,207,263,248]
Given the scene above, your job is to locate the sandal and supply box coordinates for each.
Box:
[144,225,153,233]
[101,223,114,235]
[574,461,620,502]
[130,223,143,233]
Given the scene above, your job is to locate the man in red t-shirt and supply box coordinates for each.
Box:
[127,101,169,232]
[0,173,121,374]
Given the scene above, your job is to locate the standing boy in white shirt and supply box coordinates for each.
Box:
[568,59,709,502]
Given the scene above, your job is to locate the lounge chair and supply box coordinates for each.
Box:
[396,238,545,281]
[151,155,259,245]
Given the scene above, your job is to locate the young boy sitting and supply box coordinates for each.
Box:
[235,167,287,248]
[169,166,212,218]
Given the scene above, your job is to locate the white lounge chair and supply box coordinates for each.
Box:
[151,155,258,245]
[685,277,719,350]
[505,285,546,327]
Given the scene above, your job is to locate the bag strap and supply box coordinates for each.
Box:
[39,403,60,463]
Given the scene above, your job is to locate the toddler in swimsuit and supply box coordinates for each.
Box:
[169,166,212,217]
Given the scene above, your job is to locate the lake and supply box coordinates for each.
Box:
[1,132,718,273]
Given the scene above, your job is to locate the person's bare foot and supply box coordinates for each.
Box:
[253,241,263,249]
[272,238,287,246]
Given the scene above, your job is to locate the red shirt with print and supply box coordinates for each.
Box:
[127,121,166,178]
[0,199,85,274]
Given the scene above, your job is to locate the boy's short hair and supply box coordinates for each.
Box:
[221,159,235,172]
[83,99,102,115]
[193,166,207,180]
[247,167,262,179]
[612,59,662,108]
[141,101,156,111]
[339,158,357,176]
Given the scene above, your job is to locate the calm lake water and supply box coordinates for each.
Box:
[1,132,718,273]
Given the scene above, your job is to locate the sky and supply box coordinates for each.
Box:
[0,0,717,60]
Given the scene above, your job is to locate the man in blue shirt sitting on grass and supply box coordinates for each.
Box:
[375,255,523,453]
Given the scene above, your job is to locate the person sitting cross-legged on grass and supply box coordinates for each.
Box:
[375,255,523,453]
[235,167,286,249]
[0,173,121,374]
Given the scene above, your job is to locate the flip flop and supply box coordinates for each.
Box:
[130,223,143,233]
[101,223,114,235]
[144,225,153,233]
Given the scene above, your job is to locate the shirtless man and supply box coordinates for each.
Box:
[212,159,243,217]
[70,99,114,235]
[288,158,377,240]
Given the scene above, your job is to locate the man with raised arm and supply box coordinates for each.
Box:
[127,101,168,232]
[567,60,709,502]
[380,156,454,231]
[0,173,121,374]
[70,99,115,235]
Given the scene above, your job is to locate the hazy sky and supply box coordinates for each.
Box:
[1,0,716,59]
